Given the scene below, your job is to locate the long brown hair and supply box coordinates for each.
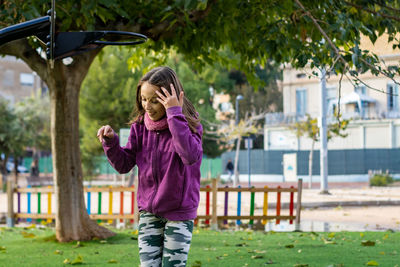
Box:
[130,66,200,133]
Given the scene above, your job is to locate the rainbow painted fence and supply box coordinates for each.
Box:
[7,179,303,228]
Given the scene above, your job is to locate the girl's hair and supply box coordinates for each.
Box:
[130,66,200,133]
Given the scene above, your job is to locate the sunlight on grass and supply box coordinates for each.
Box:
[0,226,399,266]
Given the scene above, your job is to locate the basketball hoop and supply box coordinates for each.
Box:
[0,0,147,68]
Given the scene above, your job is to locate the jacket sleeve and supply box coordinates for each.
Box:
[167,106,203,165]
[102,125,137,174]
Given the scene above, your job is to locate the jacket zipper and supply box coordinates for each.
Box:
[148,131,160,214]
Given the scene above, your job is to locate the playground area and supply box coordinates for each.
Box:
[1,175,399,232]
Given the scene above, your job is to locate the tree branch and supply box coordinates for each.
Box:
[344,1,400,23]
[0,39,48,80]
[294,0,400,93]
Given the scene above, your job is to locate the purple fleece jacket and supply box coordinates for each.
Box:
[102,106,203,221]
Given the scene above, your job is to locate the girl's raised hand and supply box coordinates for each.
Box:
[97,125,114,142]
[156,83,184,109]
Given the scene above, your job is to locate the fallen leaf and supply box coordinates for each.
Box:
[63,258,71,264]
[366,260,379,266]
[379,252,385,255]
[73,241,84,248]
[361,240,375,247]
[251,255,264,259]
[0,246,6,252]
[54,250,63,255]
[322,237,336,244]
[360,233,365,238]
[71,254,84,265]
[26,224,36,229]
[108,259,118,263]
[216,256,224,260]
[191,260,202,267]
[21,231,36,238]
[328,233,335,239]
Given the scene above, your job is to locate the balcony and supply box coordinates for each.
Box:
[265,110,400,126]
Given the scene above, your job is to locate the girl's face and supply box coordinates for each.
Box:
[140,82,166,121]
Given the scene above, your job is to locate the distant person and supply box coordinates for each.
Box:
[226,159,234,182]
[97,66,202,267]
[30,158,39,177]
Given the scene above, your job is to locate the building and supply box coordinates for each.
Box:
[0,55,44,105]
[263,35,400,182]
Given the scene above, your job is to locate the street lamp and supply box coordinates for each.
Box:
[233,94,243,187]
[235,94,244,125]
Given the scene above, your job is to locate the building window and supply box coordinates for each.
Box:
[296,88,307,116]
[296,73,306,79]
[327,86,337,115]
[2,70,14,86]
[387,83,398,111]
[20,73,34,86]
[355,85,367,95]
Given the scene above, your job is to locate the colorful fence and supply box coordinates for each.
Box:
[7,179,303,229]
[197,179,303,229]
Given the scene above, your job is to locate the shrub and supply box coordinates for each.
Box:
[369,174,394,186]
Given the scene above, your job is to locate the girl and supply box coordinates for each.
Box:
[97,66,203,267]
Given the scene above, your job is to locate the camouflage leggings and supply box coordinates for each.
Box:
[138,211,194,267]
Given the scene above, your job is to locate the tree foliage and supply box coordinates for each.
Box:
[0,95,50,180]
[2,0,400,241]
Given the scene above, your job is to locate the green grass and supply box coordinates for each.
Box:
[0,226,399,266]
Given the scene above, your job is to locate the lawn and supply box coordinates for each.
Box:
[0,226,399,266]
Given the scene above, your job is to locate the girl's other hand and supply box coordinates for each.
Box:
[156,83,184,109]
[97,125,114,142]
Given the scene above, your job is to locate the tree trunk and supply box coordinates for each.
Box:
[0,39,114,241]
[48,57,115,242]
[233,137,241,187]
[308,139,315,189]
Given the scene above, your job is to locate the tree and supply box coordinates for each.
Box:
[0,94,49,189]
[80,46,141,179]
[0,99,15,190]
[1,0,399,241]
[81,48,233,163]
[207,112,266,186]
[15,92,51,170]
[290,114,349,189]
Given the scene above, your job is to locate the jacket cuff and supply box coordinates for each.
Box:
[166,106,183,117]
[102,132,119,148]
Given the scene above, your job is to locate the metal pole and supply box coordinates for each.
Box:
[247,138,251,187]
[319,68,329,194]
[235,98,239,125]
[234,95,243,187]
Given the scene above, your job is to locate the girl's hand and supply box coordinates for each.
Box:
[97,125,114,142]
[155,83,184,109]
